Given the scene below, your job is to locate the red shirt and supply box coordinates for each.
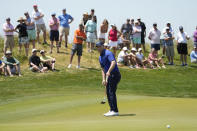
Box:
[109,29,118,41]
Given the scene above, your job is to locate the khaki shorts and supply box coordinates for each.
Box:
[4,36,14,48]
[166,45,174,57]
[36,24,46,33]
[59,27,70,36]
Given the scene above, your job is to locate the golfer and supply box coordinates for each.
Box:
[96,42,121,117]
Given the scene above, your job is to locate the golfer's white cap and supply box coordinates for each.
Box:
[138,48,142,51]
[104,43,108,46]
[131,47,137,52]
[123,47,128,51]
[32,49,37,53]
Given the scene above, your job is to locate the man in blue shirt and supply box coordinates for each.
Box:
[96,42,121,117]
[58,8,74,48]
[190,46,197,63]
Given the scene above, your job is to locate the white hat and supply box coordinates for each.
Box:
[138,48,142,51]
[123,47,128,51]
[40,50,45,54]
[5,50,12,55]
[135,21,139,24]
[32,49,37,53]
[104,43,108,46]
[166,27,170,30]
[131,47,137,52]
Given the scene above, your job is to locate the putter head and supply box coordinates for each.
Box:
[100,101,106,104]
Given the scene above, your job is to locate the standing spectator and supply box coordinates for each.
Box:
[29,49,47,73]
[130,19,134,43]
[24,12,36,49]
[176,26,190,66]
[99,19,109,43]
[3,18,15,55]
[32,5,47,44]
[88,9,97,23]
[132,21,142,51]
[15,17,29,56]
[193,26,197,47]
[49,13,60,54]
[2,51,21,77]
[137,18,146,52]
[68,24,86,69]
[148,49,166,69]
[148,23,161,51]
[120,32,131,49]
[40,50,56,71]
[121,19,132,49]
[0,59,5,75]
[161,22,174,57]
[108,24,121,56]
[190,46,197,63]
[58,8,74,48]
[80,12,89,26]
[85,16,97,53]
[164,27,175,65]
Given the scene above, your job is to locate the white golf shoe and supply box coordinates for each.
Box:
[104,111,119,117]
[76,65,80,69]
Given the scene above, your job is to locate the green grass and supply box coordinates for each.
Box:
[0,37,197,131]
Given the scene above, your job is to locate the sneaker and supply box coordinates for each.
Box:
[168,62,171,65]
[104,111,119,117]
[185,64,188,66]
[162,66,166,69]
[76,65,80,69]
[181,63,185,66]
[68,64,72,69]
[157,66,161,69]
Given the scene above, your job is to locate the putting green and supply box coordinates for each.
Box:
[0,93,197,131]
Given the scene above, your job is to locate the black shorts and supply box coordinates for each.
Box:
[50,30,59,41]
[71,44,83,56]
[151,44,160,51]
[43,63,52,70]
[177,43,188,55]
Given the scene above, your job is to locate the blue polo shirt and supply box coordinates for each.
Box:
[99,49,119,74]
[58,14,73,28]
[0,60,2,65]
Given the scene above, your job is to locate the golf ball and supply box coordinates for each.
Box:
[166,125,171,129]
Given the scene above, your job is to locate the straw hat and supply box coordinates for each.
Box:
[17,17,25,22]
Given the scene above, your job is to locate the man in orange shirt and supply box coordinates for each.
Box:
[68,24,86,69]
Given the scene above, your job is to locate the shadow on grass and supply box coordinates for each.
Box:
[118,114,136,117]
[81,66,100,71]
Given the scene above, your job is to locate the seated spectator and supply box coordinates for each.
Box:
[190,46,197,63]
[148,49,166,69]
[29,49,47,72]
[0,59,5,75]
[129,47,140,68]
[136,48,154,69]
[40,50,56,71]
[2,51,21,77]
[117,47,130,66]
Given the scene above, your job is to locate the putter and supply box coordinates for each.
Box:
[100,75,108,104]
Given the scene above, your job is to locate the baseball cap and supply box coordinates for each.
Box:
[40,50,45,54]
[62,8,66,11]
[138,48,142,51]
[51,13,56,16]
[179,26,183,30]
[111,24,116,27]
[96,42,104,47]
[6,17,10,21]
[104,43,108,46]
[123,47,128,51]
[166,27,170,30]
[32,49,37,53]
[5,50,12,55]
[153,23,157,26]
[131,47,137,52]
[33,4,37,7]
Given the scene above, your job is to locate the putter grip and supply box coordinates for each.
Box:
[106,76,109,83]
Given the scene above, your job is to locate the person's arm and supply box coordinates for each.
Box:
[14,58,20,65]
[106,61,116,77]
[101,68,107,86]
[68,15,74,24]
[3,25,15,32]
[117,30,122,38]
[148,31,152,40]
[2,57,13,65]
